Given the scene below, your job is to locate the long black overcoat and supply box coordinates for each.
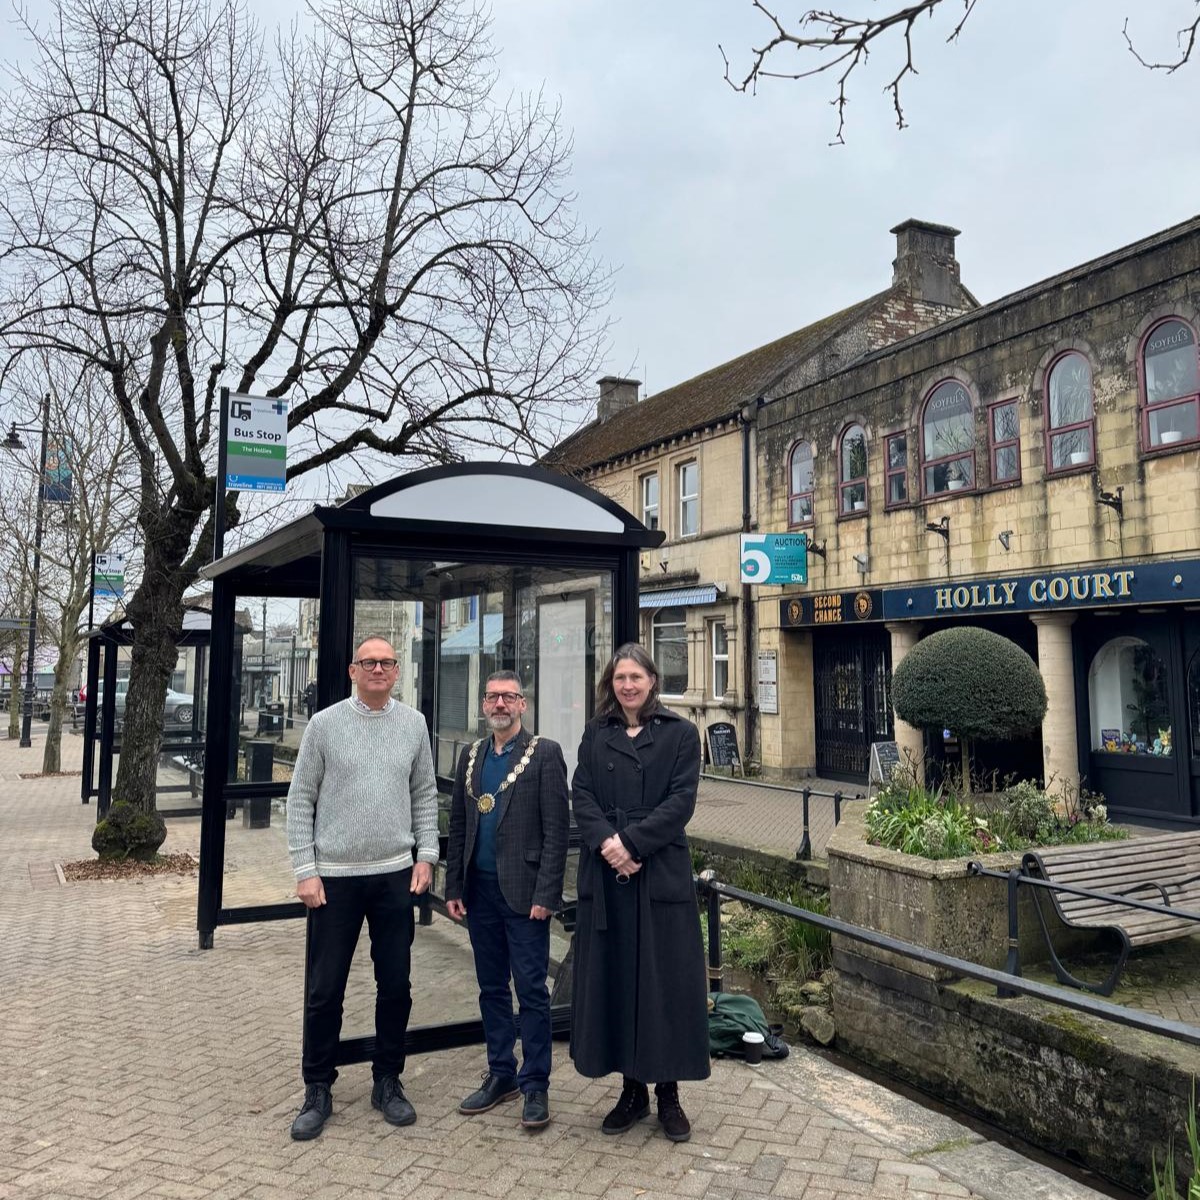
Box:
[569,707,710,1083]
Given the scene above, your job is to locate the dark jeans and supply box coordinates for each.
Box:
[466,869,552,1094]
[302,868,414,1086]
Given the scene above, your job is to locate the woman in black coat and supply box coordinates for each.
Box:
[570,642,710,1142]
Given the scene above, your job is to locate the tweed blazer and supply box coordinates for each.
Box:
[445,727,570,915]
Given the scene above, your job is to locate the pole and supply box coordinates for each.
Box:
[214,387,229,562]
[261,597,267,706]
[286,634,296,729]
[20,392,50,748]
[87,551,96,632]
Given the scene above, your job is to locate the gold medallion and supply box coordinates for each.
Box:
[477,793,496,815]
[466,736,541,817]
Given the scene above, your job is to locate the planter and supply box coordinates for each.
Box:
[946,478,967,491]
[1069,450,1090,465]
[851,500,867,512]
[1159,429,1184,445]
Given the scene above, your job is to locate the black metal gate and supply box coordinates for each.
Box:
[813,627,893,782]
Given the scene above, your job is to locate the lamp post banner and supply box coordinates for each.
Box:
[41,438,72,503]
[225,392,287,492]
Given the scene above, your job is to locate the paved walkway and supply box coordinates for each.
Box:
[0,731,1111,1200]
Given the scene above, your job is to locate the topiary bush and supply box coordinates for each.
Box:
[91,800,168,862]
[892,626,1048,789]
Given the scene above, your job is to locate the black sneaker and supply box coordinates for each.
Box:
[655,1082,691,1143]
[601,1077,649,1134]
[459,1072,520,1115]
[371,1075,416,1126]
[521,1090,551,1130]
[290,1083,332,1141]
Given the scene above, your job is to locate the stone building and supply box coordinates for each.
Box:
[546,221,976,763]
[757,215,1200,825]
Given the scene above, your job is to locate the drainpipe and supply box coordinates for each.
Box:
[740,399,761,765]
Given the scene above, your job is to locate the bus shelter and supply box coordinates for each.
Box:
[80,604,219,819]
[194,463,662,1061]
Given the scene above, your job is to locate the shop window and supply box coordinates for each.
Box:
[1088,636,1173,756]
[988,400,1020,485]
[711,621,729,699]
[652,607,688,695]
[677,461,699,537]
[1141,317,1200,450]
[641,473,659,531]
[1046,352,1095,471]
[921,379,976,497]
[839,424,868,515]
[788,441,814,526]
[884,432,909,508]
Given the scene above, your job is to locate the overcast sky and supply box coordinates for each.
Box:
[480,0,1200,400]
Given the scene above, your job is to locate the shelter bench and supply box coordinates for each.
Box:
[1021,831,1200,996]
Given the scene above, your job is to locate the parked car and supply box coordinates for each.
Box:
[95,678,196,729]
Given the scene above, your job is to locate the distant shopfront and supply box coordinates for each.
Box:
[881,558,1200,825]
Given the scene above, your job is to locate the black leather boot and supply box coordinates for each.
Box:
[601,1076,650,1134]
[290,1083,332,1141]
[655,1082,691,1142]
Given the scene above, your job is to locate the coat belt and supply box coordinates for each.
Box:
[589,805,653,931]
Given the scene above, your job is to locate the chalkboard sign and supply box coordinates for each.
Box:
[706,722,741,769]
[868,740,900,785]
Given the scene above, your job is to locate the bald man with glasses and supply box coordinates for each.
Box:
[446,670,569,1131]
[285,636,440,1141]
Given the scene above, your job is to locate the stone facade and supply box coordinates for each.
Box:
[758,216,1200,818]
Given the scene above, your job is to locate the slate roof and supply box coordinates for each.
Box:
[545,290,891,472]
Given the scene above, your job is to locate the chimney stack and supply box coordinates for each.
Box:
[891,220,962,306]
[596,376,641,424]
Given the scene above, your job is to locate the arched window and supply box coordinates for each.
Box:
[1088,636,1172,755]
[1141,317,1200,450]
[1045,352,1095,471]
[787,441,814,526]
[651,607,688,695]
[920,380,976,497]
[838,424,868,515]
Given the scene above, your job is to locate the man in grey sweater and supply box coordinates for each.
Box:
[286,636,440,1141]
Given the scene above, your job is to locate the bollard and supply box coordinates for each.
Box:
[243,739,274,828]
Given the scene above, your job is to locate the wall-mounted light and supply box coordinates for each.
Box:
[925,516,950,541]
[853,553,869,574]
[998,530,1013,552]
[1098,486,1124,519]
[806,539,827,560]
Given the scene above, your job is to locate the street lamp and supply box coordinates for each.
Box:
[3,392,52,748]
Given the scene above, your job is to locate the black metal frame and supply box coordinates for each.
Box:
[192,463,662,1064]
[79,619,212,819]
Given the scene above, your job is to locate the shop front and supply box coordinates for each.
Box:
[882,558,1200,825]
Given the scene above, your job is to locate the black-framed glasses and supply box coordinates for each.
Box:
[483,691,524,704]
[354,658,398,671]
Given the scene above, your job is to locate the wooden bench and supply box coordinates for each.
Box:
[1021,831,1200,995]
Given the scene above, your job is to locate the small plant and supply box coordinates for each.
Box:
[1001,779,1056,841]
[1151,1079,1200,1200]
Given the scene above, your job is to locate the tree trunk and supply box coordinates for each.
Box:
[8,642,23,740]
[42,649,75,774]
[960,738,972,800]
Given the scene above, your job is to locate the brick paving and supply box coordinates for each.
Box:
[0,729,1109,1199]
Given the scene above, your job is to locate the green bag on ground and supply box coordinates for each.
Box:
[707,991,789,1060]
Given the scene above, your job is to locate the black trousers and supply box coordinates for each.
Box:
[302,868,414,1085]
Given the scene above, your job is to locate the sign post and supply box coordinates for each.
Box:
[215,389,288,562]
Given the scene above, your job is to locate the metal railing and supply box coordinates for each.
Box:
[694,871,1200,1048]
[966,860,1200,997]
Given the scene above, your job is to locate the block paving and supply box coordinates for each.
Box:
[0,730,1109,1199]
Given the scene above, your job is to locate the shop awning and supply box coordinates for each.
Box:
[639,585,719,610]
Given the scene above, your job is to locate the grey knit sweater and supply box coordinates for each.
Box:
[286,699,441,881]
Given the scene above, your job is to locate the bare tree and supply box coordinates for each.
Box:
[721,1,1200,142]
[0,364,137,772]
[0,0,607,845]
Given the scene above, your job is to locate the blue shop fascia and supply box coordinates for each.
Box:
[781,556,1200,824]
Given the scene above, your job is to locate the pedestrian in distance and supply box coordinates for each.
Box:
[302,679,317,720]
[569,642,710,1143]
[446,671,570,1131]
[285,637,440,1141]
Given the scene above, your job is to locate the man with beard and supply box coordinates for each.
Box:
[445,670,569,1131]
